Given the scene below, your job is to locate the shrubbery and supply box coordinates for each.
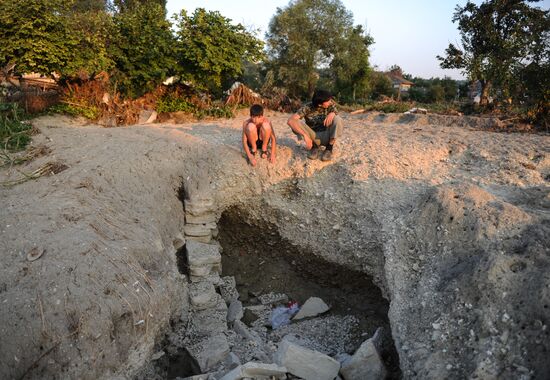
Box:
[0,103,32,151]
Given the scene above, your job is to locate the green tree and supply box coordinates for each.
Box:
[369,72,393,100]
[438,0,549,106]
[174,8,264,95]
[112,0,166,12]
[0,0,78,76]
[266,0,368,99]
[110,2,177,97]
[331,25,374,102]
[64,10,114,76]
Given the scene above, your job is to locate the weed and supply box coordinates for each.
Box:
[0,103,33,151]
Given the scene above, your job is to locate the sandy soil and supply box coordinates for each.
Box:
[0,111,548,379]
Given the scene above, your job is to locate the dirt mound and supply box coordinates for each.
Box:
[0,112,548,379]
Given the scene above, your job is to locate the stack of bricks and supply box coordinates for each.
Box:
[182,196,231,372]
[185,240,222,284]
[184,197,218,244]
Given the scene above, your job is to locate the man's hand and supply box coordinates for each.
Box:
[324,112,336,127]
[269,154,276,163]
[249,156,257,166]
[304,135,313,150]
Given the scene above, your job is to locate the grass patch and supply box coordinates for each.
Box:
[0,103,33,151]
[48,102,101,120]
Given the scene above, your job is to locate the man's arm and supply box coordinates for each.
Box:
[287,113,313,149]
[242,130,256,166]
[269,125,277,163]
[323,102,338,127]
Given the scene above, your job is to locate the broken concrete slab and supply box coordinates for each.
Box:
[219,276,239,303]
[184,198,215,216]
[187,333,230,373]
[188,263,221,278]
[227,300,243,324]
[223,352,241,371]
[219,362,288,380]
[186,234,213,244]
[190,272,222,284]
[189,281,218,310]
[187,298,228,337]
[258,292,289,306]
[185,212,217,224]
[293,297,330,320]
[186,240,221,266]
[274,339,340,380]
[184,223,214,237]
[340,338,386,380]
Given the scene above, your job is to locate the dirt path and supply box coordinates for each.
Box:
[0,112,548,379]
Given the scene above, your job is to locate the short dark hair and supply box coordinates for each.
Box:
[250,104,264,117]
[311,89,333,107]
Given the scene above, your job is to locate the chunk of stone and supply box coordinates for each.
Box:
[186,212,217,224]
[186,240,221,267]
[186,235,212,244]
[185,223,214,237]
[223,352,241,371]
[189,281,218,310]
[227,300,243,323]
[274,339,340,380]
[340,338,386,380]
[190,273,221,284]
[242,308,260,327]
[219,362,288,380]
[188,262,221,279]
[138,109,157,124]
[219,276,239,303]
[258,292,289,306]
[187,334,230,372]
[185,198,215,216]
[293,297,330,320]
[187,298,228,337]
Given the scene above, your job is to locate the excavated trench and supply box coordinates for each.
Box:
[217,206,401,378]
[140,197,401,379]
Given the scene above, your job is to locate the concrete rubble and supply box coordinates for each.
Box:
[274,339,340,380]
[340,337,387,380]
[293,296,330,320]
[172,195,385,379]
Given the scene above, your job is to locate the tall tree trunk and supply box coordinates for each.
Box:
[480,80,491,106]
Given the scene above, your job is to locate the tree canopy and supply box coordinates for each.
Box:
[266,0,373,99]
[438,0,550,106]
[174,8,264,95]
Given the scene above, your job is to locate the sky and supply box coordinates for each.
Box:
[166,0,550,80]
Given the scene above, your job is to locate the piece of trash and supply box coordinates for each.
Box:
[270,301,299,329]
[26,247,45,262]
[134,320,145,326]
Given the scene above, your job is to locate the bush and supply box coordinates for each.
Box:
[48,103,101,120]
[365,101,412,113]
[0,103,32,151]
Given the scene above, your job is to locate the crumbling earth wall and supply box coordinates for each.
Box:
[0,113,548,379]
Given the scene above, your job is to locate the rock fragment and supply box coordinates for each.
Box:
[274,339,340,380]
[293,297,330,320]
[340,338,386,380]
[219,362,287,380]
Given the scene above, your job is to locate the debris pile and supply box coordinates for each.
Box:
[135,193,389,379]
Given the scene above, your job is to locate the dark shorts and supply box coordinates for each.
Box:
[247,139,263,151]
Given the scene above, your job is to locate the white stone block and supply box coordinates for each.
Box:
[186,241,221,266]
[274,339,340,380]
[340,338,386,380]
[219,362,288,380]
[293,297,330,320]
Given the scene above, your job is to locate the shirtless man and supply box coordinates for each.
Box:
[242,104,277,166]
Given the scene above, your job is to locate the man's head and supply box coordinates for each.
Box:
[250,104,264,117]
[311,89,333,108]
